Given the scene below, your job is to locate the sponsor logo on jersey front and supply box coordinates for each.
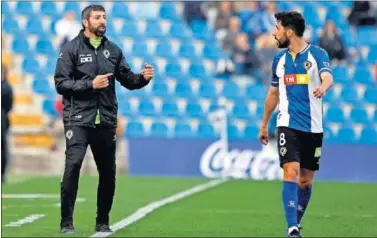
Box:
[283,74,309,85]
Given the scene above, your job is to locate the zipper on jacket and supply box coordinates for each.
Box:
[94,48,99,128]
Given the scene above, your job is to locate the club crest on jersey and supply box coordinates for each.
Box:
[304,60,312,70]
[66,130,73,140]
[280,147,287,156]
[103,49,110,59]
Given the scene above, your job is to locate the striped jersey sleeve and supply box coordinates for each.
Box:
[270,55,280,87]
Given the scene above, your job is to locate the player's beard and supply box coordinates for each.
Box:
[88,22,106,37]
[276,35,290,48]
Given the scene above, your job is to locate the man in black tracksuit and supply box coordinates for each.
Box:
[54,5,154,233]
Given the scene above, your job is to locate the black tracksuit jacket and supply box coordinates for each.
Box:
[54,30,150,128]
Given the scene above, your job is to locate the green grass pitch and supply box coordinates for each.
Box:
[2,175,377,237]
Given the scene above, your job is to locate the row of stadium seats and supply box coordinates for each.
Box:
[120,119,377,144]
[41,95,377,125]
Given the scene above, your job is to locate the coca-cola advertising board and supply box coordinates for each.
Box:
[127,138,377,183]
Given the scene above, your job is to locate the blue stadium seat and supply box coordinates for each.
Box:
[32,79,54,95]
[186,101,203,118]
[2,2,12,17]
[243,124,259,140]
[332,65,350,85]
[303,6,322,28]
[197,122,216,138]
[120,22,140,37]
[40,2,58,17]
[202,44,222,60]
[138,100,156,117]
[151,82,169,97]
[352,67,374,86]
[132,41,149,57]
[112,2,132,19]
[191,20,215,41]
[42,99,58,117]
[364,88,377,104]
[125,121,145,137]
[63,2,81,18]
[323,87,338,103]
[2,17,20,34]
[359,127,377,144]
[12,38,30,54]
[255,105,264,118]
[325,107,345,123]
[44,59,58,75]
[367,45,377,63]
[169,23,191,40]
[118,99,133,116]
[145,20,164,38]
[150,121,169,137]
[374,110,377,123]
[161,101,180,117]
[340,87,359,103]
[36,39,54,55]
[357,27,377,45]
[26,17,44,34]
[159,2,179,21]
[246,84,267,101]
[350,108,370,124]
[189,63,207,79]
[223,81,241,100]
[334,127,356,144]
[232,103,251,120]
[175,81,194,98]
[155,42,174,58]
[326,6,347,28]
[228,123,241,140]
[16,2,34,16]
[198,82,217,99]
[179,43,196,59]
[165,62,182,78]
[22,58,41,74]
[174,122,194,137]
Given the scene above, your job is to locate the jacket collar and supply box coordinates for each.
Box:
[79,30,108,48]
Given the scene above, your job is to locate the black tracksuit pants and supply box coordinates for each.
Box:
[60,125,116,226]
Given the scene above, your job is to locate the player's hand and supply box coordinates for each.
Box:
[93,73,112,89]
[141,64,154,81]
[313,87,325,99]
[259,127,269,145]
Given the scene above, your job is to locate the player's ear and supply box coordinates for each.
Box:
[286,29,293,38]
[83,19,89,28]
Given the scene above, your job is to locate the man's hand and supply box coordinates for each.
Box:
[313,87,325,99]
[141,64,154,81]
[259,127,269,145]
[93,73,113,89]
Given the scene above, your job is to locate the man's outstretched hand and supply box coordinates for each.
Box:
[141,64,154,81]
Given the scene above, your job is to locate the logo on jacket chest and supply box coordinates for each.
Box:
[79,54,92,63]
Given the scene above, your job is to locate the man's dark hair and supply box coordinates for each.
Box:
[81,5,106,29]
[274,11,305,37]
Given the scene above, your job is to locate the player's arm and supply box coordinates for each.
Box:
[261,86,279,130]
[313,49,334,98]
[259,55,280,145]
[54,45,95,96]
[114,51,152,90]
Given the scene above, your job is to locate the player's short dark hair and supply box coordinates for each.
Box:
[81,5,106,29]
[274,11,305,37]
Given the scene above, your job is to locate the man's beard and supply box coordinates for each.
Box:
[276,36,290,48]
[89,23,106,37]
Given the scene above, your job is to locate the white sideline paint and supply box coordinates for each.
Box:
[54,198,87,207]
[5,214,46,227]
[90,178,228,238]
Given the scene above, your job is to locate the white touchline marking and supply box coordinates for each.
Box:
[2,194,85,200]
[54,198,87,207]
[90,178,228,238]
[5,214,46,227]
